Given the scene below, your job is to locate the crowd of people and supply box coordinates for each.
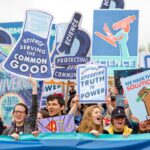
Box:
[0,79,150,140]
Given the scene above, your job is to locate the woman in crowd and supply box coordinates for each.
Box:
[2,78,38,140]
[67,95,84,126]
[37,109,49,120]
[78,105,103,136]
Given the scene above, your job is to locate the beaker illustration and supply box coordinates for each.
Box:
[3,10,53,80]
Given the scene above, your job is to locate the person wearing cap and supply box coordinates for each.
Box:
[103,107,133,135]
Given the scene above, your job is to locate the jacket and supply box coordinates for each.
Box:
[2,95,38,135]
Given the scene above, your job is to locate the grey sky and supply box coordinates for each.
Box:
[0,0,149,47]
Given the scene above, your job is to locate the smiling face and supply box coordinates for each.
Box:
[113,116,126,132]
[91,108,102,125]
[13,105,27,125]
[46,99,64,117]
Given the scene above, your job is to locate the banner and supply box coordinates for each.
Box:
[77,62,107,103]
[38,114,75,133]
[0,133,150,150]
[92,10,139,75]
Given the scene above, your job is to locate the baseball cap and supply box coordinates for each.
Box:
[111,107,126,119]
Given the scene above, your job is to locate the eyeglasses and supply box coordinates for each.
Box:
[14,110,25,114]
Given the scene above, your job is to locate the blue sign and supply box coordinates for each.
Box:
[3,10,53,80]
[52,13,91,80]
[92,10,139,75]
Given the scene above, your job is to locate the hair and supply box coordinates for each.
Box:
[46,94,65,106]
[111,95,116,102]
[78,105,103,133]
[67,95,84,113]
[13,103,28,115]
[38,109,49,118]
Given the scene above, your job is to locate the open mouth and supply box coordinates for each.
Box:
[96,116,101,121]
[116,122,123,125]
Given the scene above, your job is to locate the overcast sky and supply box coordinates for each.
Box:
[0,0,149,47]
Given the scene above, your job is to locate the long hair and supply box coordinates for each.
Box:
[78,105,103,133]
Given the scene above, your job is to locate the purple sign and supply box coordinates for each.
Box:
[38,114,76,133]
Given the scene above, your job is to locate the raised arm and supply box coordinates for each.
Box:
[27,77,38,130]
[105,95,114,114]
[68,94,79,115]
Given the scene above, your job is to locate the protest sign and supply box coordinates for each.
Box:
[0,75,43,126]
[77,62,107,103]
[38,114,75,133]
[121,70,150,121]
[3,10,53,80]
[114,68,150,94]
[92,10,139,76]
[52,12,91,80]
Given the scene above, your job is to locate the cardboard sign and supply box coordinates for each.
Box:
[52,13,91,80]
[121,70,150,121]
[77,61,107,103]
[3,10,53,80]
[114,68,150,94]
[92,10,139,75]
